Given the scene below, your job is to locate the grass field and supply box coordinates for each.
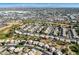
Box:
[0,20,22,39]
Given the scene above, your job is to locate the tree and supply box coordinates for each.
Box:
[61,48,68,54]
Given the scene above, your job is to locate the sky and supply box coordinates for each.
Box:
[0,3,79,8]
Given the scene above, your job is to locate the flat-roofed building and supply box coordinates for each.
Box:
[62,28,67,37]
[15,30,22,34]
[37,26,44,33]
[44,26,52,34]
[30,25,39,33]
[23,25,32,31]
[66,39,71,43]
[71,29,79,39]
[54,27,59,36]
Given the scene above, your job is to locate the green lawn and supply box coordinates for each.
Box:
[0,33,9,39]
[69,44,79,55]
